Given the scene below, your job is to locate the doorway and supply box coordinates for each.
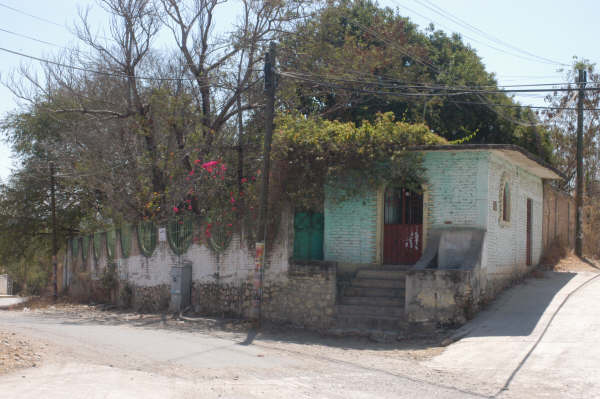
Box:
[383,186,423,265]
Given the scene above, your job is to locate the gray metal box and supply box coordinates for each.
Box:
[169,262,192,312]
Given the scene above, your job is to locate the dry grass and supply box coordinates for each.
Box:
[540,243,600,273]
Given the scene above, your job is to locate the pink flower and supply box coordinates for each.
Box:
[230,196,235,204]
[173,206,179,213]
[221,164,227,172]
[241,177,248,183]
[194,159,201,165]
[227,223,232,227]
[201,161,219,173]
[189,170,195,176]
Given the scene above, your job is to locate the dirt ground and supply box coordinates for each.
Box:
[0,330,44,375]
[540,249,600,273]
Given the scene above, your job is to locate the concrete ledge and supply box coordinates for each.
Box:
[405,268,481,325]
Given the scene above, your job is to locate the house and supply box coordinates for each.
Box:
[63,144,573,331]
[322,144,570,326]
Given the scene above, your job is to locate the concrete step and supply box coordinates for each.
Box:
[351,278,405,289]
[340,296,404,307]
[336,304,405,317]
[343,286,404,298]
[356,269,408,280]
[335,315,407,331]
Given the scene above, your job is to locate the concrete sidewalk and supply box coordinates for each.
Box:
[428,271,600,398]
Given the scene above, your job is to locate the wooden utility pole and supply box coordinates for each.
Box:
[575,68,586,257]
[253,42,276,326]
[50,162,58,299]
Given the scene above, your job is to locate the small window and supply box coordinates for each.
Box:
[502,182,510,222]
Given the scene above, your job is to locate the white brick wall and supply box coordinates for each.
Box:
[485,153,543,283]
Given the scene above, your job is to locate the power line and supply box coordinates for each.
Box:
[387,0,568,67]
[0,27,64,48]
[0,45,197,82]
[0,2,66,29]
[411,0,569,66]
[280,70,584,90]
[279,71,600,112]
[279,70,600,95]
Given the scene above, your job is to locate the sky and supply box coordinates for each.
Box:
[0,0,598,181]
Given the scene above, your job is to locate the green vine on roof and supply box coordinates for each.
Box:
[120,224,132,259]
[81,235,90,261]
[137,221,157,258]
[93,232,103,260]
[272,112,447,210]
[167,217,193,256]
[106,229,116,259]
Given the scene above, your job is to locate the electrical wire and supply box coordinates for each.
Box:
[279,70,596,95]
[0,2,66,29]
[278,70,600,112]
[411,0,569,66]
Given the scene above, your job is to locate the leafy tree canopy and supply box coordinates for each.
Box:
[279,0,553,161]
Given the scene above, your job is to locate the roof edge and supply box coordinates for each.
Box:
[410,144,566,181]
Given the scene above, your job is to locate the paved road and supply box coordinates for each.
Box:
[429,271,600,398]
[0,310,483,399]
[1,270,598,398]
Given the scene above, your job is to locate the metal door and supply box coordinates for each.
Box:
[293,212,324,261]
[383,187,423,265]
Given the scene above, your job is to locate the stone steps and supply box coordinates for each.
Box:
[339,296,404,306]
[343,286,404,298]
[334,267,409,332]
[350,278,405,289]
[356,269,408,280]
[337,304,405,317]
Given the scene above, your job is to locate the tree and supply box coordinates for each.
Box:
[278,0,553,160]
[543,60,600,257]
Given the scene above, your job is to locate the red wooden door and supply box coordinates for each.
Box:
[526,198,532,266]
[383,187,423,265]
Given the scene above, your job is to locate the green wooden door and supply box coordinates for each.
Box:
[293,212,324,261]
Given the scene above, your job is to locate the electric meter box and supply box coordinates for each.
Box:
[169,261,192,312]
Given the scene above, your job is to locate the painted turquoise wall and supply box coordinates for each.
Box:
[422,151,489,229]
[323,151,491,265]
[323,184,378,264]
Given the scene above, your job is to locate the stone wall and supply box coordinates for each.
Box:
[542,182,575,251]
[405,268,482,325]
[262,261,337,329]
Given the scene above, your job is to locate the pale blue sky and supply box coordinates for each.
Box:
[0,0,597,181]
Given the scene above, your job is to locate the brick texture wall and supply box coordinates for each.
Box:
[542,183,575,251]
[485,153,543,293]
[323,184,378,264]
[422,151,489,231]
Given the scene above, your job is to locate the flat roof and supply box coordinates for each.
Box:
[411,144,564,180]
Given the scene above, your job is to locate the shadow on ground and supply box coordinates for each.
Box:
[463,271,576,338]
